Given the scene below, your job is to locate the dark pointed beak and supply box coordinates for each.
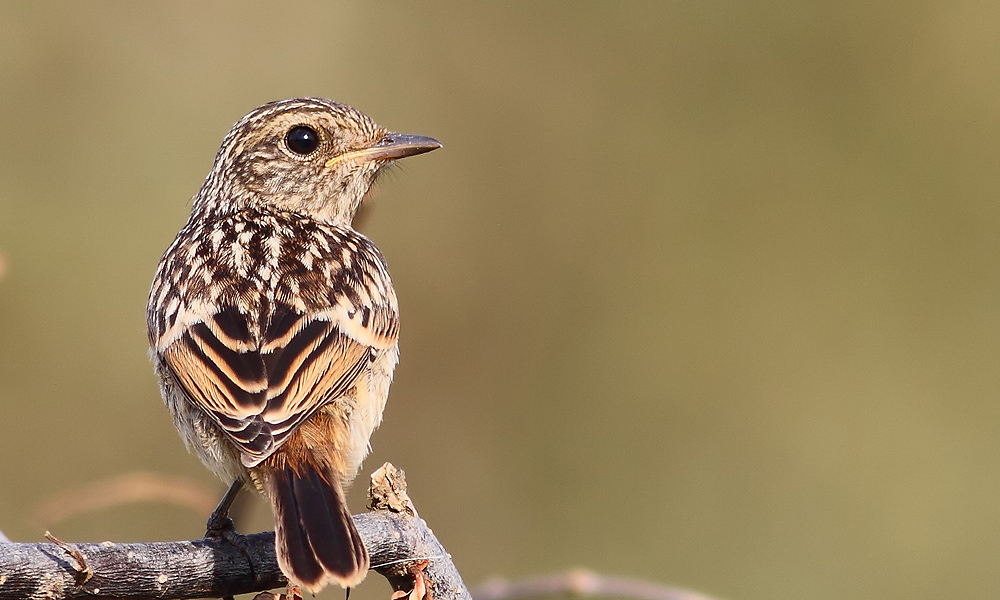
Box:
[372,133,442,160]
[325,133,442,168]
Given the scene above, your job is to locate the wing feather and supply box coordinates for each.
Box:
[150,213,398,465]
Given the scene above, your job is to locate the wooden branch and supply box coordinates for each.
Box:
[0,463,471,600]
[365,464,469,600]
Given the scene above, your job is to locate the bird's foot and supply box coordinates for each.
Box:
[205,510,237,538]
[205,513,251,553]
[205,479,244,538]
[205,512,258,583]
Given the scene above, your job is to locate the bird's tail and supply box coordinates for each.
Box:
[264,462,369,593]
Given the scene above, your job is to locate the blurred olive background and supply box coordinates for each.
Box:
[1,2,999,599]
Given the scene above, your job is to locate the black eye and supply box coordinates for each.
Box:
[285,125,320,155]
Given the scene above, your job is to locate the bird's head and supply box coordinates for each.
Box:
[194,97,440,226]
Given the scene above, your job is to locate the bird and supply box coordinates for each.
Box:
[146,97,440,593]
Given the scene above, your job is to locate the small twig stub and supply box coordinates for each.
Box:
[44,531,93,586]
[368,462,418,517]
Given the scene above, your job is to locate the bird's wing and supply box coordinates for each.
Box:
[152,220,398,466]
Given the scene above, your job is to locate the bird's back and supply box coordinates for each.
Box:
[147,208,400,467]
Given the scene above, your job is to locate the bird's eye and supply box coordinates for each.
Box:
[285,125,320,156]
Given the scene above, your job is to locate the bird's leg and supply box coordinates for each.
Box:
[206,480,258,588]
[205,479,244,537]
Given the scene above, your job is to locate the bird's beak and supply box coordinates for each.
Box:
[325,133,442,168]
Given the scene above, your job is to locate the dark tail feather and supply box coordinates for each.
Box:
[268,464,369,592]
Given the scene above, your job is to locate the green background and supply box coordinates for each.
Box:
[1,2,998,599]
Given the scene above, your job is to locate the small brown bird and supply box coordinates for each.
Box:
[146,98,440,592]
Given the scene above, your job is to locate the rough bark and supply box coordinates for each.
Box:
[0,463,470,600]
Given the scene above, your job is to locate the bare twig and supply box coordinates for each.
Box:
[43,532,93,586]
[473,570,720,600]
[369,462,418,517]
[368,463,470,600]
[0,463,470,600]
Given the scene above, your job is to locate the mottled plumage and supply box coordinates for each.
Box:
[146,98,439,593]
